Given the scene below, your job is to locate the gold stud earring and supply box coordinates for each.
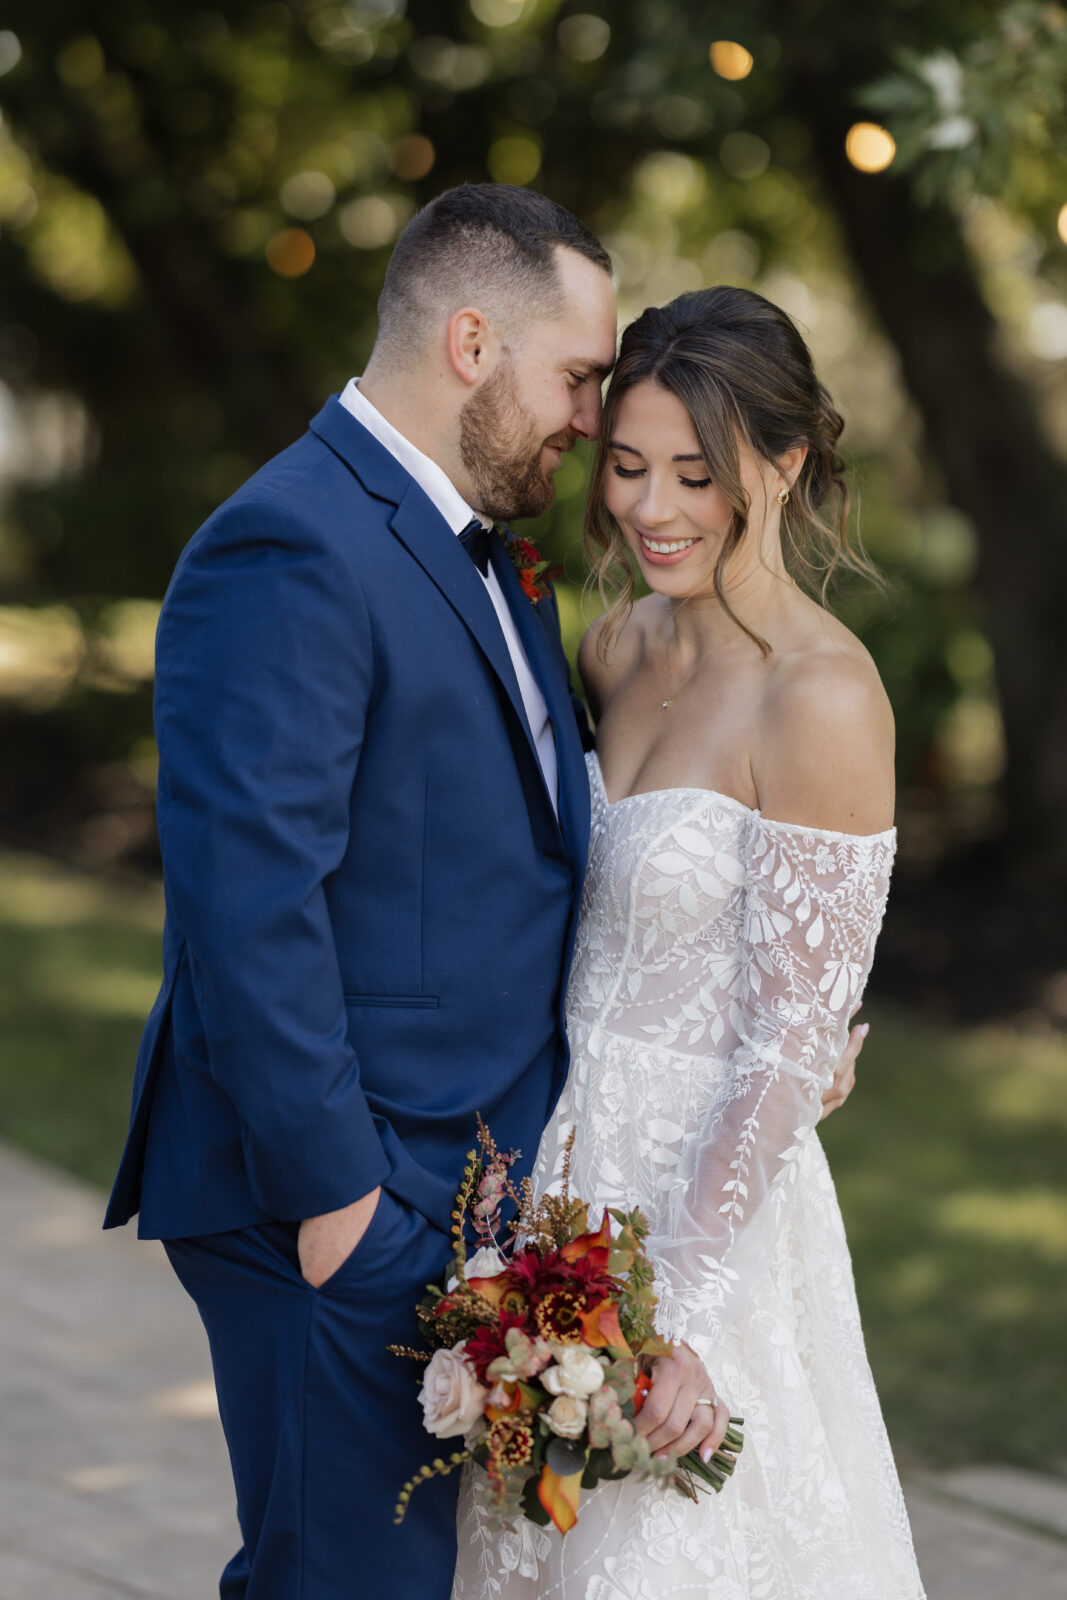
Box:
[776,486,790,506]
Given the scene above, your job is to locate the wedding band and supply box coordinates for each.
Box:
[697,1396,720,1408]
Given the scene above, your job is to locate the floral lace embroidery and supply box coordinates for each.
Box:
[452,754,924,1600]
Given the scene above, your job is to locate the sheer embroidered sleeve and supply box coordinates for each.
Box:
[646,815,896,1352]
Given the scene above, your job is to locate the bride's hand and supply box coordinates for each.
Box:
[820,1010,869,1122]
[634,1343,731,1463]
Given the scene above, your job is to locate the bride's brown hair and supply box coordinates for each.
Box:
[586,285,881,656]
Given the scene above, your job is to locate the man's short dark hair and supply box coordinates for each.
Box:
[376,183,612,355]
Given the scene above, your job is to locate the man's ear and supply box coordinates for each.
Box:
[446,307,498,386]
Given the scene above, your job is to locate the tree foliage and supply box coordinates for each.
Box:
[1,0,1066,905]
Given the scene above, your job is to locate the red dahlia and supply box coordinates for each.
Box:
[565,1251,617,1306]
[504,1248,575,1306]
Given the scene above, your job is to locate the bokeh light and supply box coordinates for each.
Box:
[719,131,770,181]
[488,134,542,185]
[265,228,316,277]
[845,122,896,173]
[338,193,412,249]
[469,0,526,26]
[1028,301,1067,361]
[0,30,22,76]
[558,14,611,62]
[409,37,490,90]
[279,172,335,221]
[1058,202,1067,244]
[218,208,272,257]
[392,134,436,181]
[709,40,753,81]
[633,151,706,214]
[55,34,104,88]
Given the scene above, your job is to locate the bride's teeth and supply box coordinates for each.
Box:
[643,537,696,555]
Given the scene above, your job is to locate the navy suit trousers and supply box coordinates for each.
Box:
[166,1191,458,1599]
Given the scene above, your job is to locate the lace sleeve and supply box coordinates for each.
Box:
[647,814,896,1352]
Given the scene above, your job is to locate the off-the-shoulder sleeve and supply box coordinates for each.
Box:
[646,815,896,1352]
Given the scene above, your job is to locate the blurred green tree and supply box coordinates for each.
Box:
[0,0,1065,920]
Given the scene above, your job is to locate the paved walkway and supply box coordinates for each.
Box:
[1,1141,1064,1599]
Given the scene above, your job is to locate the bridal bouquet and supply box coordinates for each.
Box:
[392,1122,743,1534]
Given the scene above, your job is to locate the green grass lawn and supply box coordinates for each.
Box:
[1,849,1064,1472]
[820,1006,1067,1474]
[0,851,163,1189]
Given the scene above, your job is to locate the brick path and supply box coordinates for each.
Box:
[1,1142,1063,1599]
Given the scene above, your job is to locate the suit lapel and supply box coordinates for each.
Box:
[311,399,546,776]
[309,397,581,860]
[488,536,590,874]
[388,485,551,777]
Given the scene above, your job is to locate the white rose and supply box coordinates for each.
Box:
[446,1246,507,1292]
[546,1393,588,1439]
[541,1346,605,1398]
[466,1246,507,1279]
[418,1343,489,1439]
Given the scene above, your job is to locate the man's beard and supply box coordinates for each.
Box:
[459,353,575,522]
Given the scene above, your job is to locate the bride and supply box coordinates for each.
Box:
[452,285,925,1599]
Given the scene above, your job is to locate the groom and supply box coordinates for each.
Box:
[106,183,861,1598]
[105,184,618,1599]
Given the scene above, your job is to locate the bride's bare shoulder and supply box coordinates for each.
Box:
[578,597,657,721]
[754,621,895,836]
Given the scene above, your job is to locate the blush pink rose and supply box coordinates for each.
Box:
[418,1343,489,1439]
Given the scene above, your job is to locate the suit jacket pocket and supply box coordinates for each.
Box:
[343,993,439,1009]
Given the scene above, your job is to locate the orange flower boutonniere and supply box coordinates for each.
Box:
[506,534,562,605]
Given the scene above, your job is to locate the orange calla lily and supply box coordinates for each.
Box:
[537,1464,583,1534]
[466,1275,507,1305]
[560,1209,612,1265]
[580,1297,632,1356]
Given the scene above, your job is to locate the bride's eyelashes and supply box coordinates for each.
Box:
[611,463,712,490]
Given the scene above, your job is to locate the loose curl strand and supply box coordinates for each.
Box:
[585,286,883,658]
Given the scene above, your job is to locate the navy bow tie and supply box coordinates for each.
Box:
[458,519,495,577]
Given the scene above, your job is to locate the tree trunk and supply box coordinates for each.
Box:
[778,22,1067,879]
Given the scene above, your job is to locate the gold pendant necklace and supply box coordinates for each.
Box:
[659,570,795,710]
[661,629,679,709]
[660,627,732,708]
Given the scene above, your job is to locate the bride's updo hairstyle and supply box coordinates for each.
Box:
[587,285,880,655]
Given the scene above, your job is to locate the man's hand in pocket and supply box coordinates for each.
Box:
[298,1187,382,1287]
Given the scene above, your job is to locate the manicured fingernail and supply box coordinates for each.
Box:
[701,1444,712,1463]
[860,1023,869,1037]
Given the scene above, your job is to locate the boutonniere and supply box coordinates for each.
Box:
[505,533,563,606]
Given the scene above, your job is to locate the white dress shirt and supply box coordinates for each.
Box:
[338,379,559,817]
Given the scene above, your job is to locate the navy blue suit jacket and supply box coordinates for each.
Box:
[105,398,592,1240]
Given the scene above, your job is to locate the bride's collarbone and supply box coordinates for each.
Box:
[595,689,759,810]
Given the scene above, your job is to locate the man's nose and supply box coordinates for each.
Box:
[571,383,603,441]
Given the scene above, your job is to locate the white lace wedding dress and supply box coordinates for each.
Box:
[453,751,924,1600]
